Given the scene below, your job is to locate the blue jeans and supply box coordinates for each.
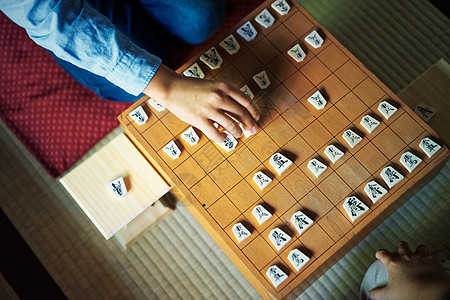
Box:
[53,0,225,102]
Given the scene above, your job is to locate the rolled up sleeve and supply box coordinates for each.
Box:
[1,0,161,95]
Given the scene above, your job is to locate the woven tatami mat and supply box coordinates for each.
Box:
[1,0,449,299]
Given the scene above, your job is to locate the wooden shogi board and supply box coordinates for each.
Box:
[118,1,449,298]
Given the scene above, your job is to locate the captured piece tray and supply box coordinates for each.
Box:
[118,1,448,298]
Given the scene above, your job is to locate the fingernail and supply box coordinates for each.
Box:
[251,125,259,133]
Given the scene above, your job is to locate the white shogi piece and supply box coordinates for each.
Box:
[288,44,306,62]
[253,70,271,89]
[237,21,258,42]
[232,223,251,243]
[269,153,293,175]
[307,158,327,178]
[219,34,240,55]
[364,180,387,204]
[400,151,422,173]
[200,46,223,70]
[343,196,369,222]
[266,265,288,287]
[253,171,272,191]
[288,249,310,272]
[324,145,344,164]
[183,62,205,78]
[128,106,148,125]
[163,140,181,159]
[108,177,127,198]
[290,211,313,235]
[380,166,404,189]
[147,98,165,112]
[307,90,327,110]
[343,129,362,148]
[252,205,272,225]
[217,132,238,152]
[360,115,380,133]
[240,84,254,99]
[255,8,275,29]
[419,137,441,158]
[271,0,291,16]
[268,227,291,251]
[239,123,255,138]
[305,30,324,48]
[181,127,200,146]
[378,101,398,119]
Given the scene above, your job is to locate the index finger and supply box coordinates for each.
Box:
[228,86,260,121]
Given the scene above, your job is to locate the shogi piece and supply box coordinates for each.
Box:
[240,84,254,99]
[237,21,258,42]
[217,132,238,152]
[129,106,148,125]
[268,227,291,251]
[400,151,422,173]
[252,205,273,225]
[183,63,205,78]
[253,70,271,89]
[200,47,223,70]
[419,137,441,158]
[108,177,127,198]
[288,249,310,272]
[380,166,404,189]
[253,171,273,191]
[290,211,313,235]
[324,145,344,164]
[307,158,327,178]
[147,98,165,112]
[414,103,436,122]
[288,44,307,62]
[269,153,293,175]
[343,196,368,222]
[255,8,275,28]
[266,265,288,288]
[219,34,240,55]
[307,90,327,110]
[181,127,200,146]
[271,0,290,15]
[364,181,387,204]
[378,101,398,119]
[343,129,362,148]
[163,140,181,159]
[360,115,380,133]
[239,124,256,138]
[232,223,251,243]
[305,30,324,48]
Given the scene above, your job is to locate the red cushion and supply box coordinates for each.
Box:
[0,1,261,177]
[0,13,130,177]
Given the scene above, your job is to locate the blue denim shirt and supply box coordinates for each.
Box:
[1,0,161,96]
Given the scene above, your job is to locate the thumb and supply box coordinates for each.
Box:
[368,286,389,300]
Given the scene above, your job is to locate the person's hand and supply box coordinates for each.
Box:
[143,64,260,143]
[369,241,449,300]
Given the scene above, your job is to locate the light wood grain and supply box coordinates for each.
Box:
[60,133,171,239]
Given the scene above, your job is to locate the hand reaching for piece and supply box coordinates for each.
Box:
[143,64,260,143]
[369,241,450,300]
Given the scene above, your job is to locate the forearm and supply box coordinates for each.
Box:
[1,0,161,95]
[142,64,179,104]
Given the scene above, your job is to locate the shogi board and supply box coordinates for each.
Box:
[118,1,449,298]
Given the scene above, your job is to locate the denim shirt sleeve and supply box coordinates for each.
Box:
[0,0,161,96]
